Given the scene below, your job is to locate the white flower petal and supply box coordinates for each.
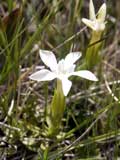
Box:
[89,0,96,20]
[66,64,76,74]
[93,21,105,31]
[97,3,106,22]
[64,52,82,69]
[96,22,105,31]
[61,78,72,96]
[39,50,57,71]
[29,69,56,81]
[57,59,65,73]
[72,70,98,81]
[82,18,95,30]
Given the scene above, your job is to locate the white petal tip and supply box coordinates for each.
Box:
[101,3,106,10]
[73,71,98,82]
[82,18,87,23]
[29,75,38,81]
[29,69,56,82]
[39,49,50,57]
[39,49,57,71]
[92,76,98,81]
[62,79,72,96]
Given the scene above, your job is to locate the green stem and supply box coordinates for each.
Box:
[46,79,65,137]
[85,31,103,70]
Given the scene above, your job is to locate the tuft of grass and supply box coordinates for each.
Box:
[0,0,120,159]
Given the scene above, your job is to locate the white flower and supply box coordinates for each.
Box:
[82,0,106,31]
[29,50,98,96]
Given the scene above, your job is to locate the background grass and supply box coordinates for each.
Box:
[0,0,120,159]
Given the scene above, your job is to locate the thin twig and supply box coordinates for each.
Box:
[0,122,20,131]
[103,60,120,74]
[104,75,120,103]
[4,99,15,122]
[67,80,120,103]
[52,26,87,51]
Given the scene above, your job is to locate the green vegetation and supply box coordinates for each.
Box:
[0,0,120,159]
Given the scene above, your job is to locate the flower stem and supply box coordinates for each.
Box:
[85,30,103,70]
[46,80,65,137]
